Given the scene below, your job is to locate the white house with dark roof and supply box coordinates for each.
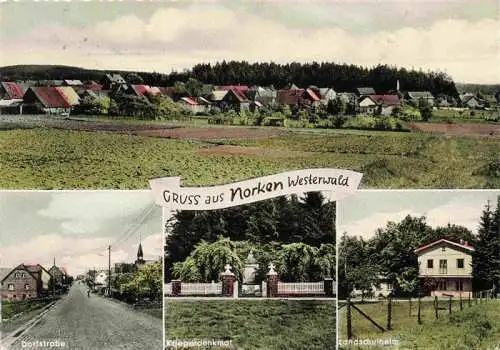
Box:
[415,239,474,297]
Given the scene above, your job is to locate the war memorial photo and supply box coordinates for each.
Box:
[0,191,163,349]
[160,171,340,350]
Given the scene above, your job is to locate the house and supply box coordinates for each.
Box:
[22,86,72,115]
[246,86,277,106]
[1,264,51,300]
[180,97,209,114]
[95,270,109,286]
[352,275,393,299]
[56,87,80,106]
[48,261,68,289]
[220,88,250,112]
[358,94,401,115]
[460,94,483,109]
[100,74,127,90]
[277,88,321,107]
[405,91,435,106]
[415,239,474,297]
[208,90,228,104]
[355,87,376,96]
[0,82,25,99]
[62,80,83,87]
[317,88,337,104]
[126,84,152,97]
[0,99,23,114]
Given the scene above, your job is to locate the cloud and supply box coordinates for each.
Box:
[0,7,498,83]
[0,232,162,276]
[37,192,153,235]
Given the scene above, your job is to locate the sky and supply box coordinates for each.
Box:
[0,0,498,83]
[338,190,500,240]
[0,191,162,276]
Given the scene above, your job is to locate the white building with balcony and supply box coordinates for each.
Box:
[415,239,474,297]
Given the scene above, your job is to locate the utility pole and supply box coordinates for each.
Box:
[52,257,55,298]
[108,245,111,297]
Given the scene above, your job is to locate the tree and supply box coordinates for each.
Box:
[397,267,419,315]
[327,97,346,116]
[185,78,204,97]
[473,198,500,293]
[77,96,111,115]
[125,73,144,84]
[123,261,162,300]
[278,243,318,282]
[418,97,433,121]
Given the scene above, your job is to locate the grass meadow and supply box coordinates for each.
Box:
[165,299,336,350]
[0,127,498,189]
[339,299,500,350]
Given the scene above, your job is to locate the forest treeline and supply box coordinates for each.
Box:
[1,61,459,97]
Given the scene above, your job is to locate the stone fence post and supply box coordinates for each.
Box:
[172,280,181,296]
[324,278,334,297]
[266,263,278,298]
[220,264,236,297]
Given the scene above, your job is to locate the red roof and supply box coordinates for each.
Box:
[2,82,25,99]
[278,88,305,105]
[305,88,321,101]
[83,83,103,91]
[26,87,71,108]
[229,88,249,102]
[414,239,474,254]
[217,85,249,93]
[368,94,401,106]
[132,84,151,96]
[181,97,198,105]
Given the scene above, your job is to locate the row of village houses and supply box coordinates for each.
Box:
[0,259,70,301]
[0,73,489,116]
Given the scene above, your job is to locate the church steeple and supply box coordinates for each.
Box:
[135,233,145,266]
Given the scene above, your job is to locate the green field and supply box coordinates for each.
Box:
[165,299,336,350]
[339,299,500,350]
[1,298,54,319]
[0,127,498,188]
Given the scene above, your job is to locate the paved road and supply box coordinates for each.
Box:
[9,282,162,350]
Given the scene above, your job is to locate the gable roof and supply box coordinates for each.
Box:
[180,97,199,105]
[57,87,80,105]
[1,82,25,99]
[210,90,228,101]
[216,85,249,93]
[356,87,376,95]
[1,264,39,283]
[129,84,151,96]
[414,239,474,254]
[369,94,401,106]
[103,74,126,84]
[304,88,321,101]
[224,88,249,102]
[406,91,434,99]
[63,80,83,86]
[25,87,71,108]
[278,88,305,105]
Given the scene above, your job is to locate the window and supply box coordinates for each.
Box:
[438,280,447,290]
[14,272,20,278]
[427,259,434,268]
[457,259,464,268]
[455,280,464,291]
[25,284,30,290]
[8,284,14,291]
[439,259,447,274]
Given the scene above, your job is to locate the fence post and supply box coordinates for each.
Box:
[324,278,334,297]
[468,292,471,307]
[459,293,463,311]
[172,280,181,297]
[434,296,438,320]
[448,296,452,314]
[417,294,422,325]
[233,281,239,299]
[266,263,278,298]
[346,297,352,340]
[387,296,392,330]
[220,265,236,297]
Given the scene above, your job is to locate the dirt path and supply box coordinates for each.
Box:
[409,122,500,137]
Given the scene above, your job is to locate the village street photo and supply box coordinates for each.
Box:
[164,191,336,350]
[337,190,500,349]
[0,191,163,350]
